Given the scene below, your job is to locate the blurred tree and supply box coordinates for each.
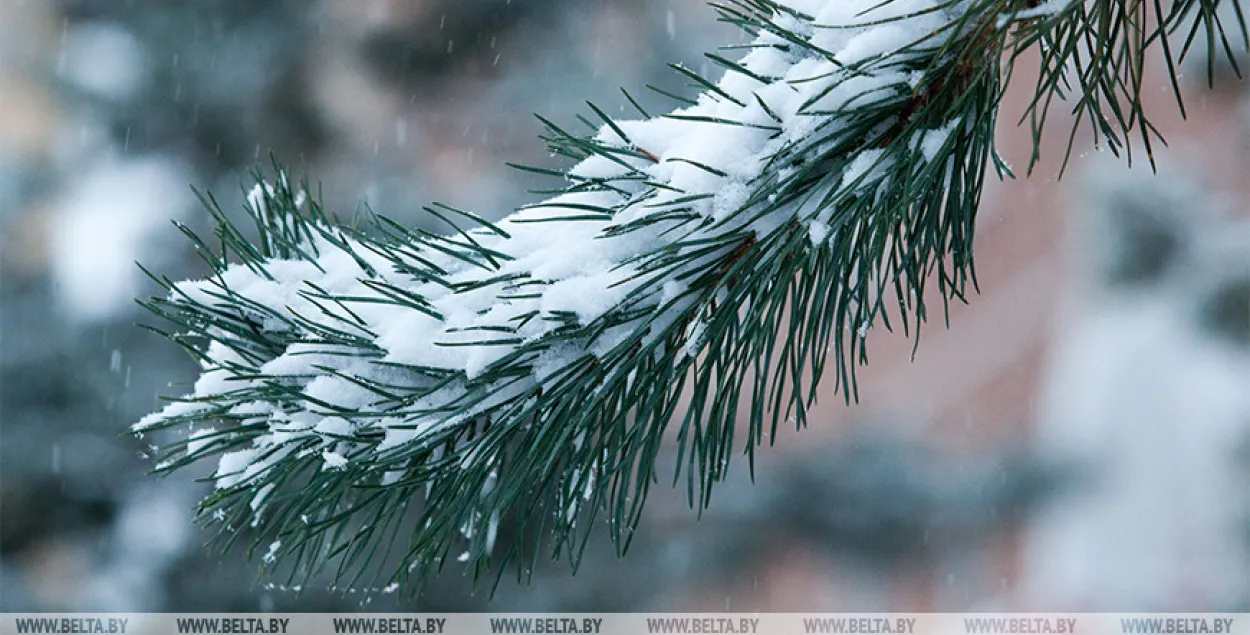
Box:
[1021,161,1250,610]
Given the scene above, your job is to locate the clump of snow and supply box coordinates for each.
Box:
[808,220,832,247]
[842,149,888,190]
[918,119,961,163]
[314,416,353,437]
[485,511,500,554]
[532,342,586,382]
[250,484,276,513]
[321,450,348,470]
[540,268,638,325]
[246,179,307,215]
[659,280,688,306]
[215,449,259,489]
[681,317,709,359]
[262,540,281,565]
[712,181,753,221]
[187,428,216,455]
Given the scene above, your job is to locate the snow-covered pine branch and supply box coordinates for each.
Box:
[134,0,1245,589]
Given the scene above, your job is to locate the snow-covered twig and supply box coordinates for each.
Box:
[134,0,1244,589]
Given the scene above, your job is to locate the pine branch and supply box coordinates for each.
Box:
[134,0,1244,593]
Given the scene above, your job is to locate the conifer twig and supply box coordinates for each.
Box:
[134,0,1245,593]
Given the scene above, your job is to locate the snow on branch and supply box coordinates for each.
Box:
[134,0,1225,587]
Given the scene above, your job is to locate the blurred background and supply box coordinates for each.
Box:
[0,0,1247,613]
